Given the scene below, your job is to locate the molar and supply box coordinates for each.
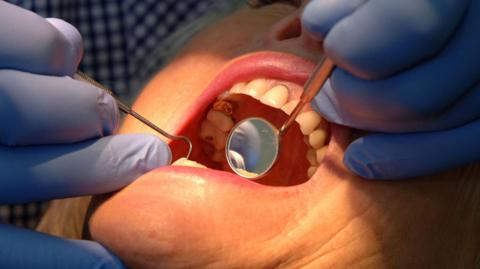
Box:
[307,166,318,178]
[316,146,327,163]
[207,110,234,132]
[308,129,327,149]
[172,158,207,168]
[200,121,227,150]
[296,111,322,135]
[307,149,318,166]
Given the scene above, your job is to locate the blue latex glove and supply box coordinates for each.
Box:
[0,2,171,268]
[302,0,480,179]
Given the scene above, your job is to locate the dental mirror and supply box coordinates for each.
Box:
[226,57,335,179]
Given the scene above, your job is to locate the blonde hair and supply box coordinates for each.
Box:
[36,197,91,239]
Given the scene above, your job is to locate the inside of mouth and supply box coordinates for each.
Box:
[171,78,330,186]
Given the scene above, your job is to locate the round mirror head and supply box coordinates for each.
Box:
[226,117,280,179]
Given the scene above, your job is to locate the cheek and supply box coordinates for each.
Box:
[120,54,225,136]
[88,172,302,268]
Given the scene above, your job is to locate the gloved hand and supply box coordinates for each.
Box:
[0,2,171,268]
[302,0,480,179]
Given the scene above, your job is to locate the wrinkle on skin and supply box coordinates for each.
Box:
[87,2,480,269]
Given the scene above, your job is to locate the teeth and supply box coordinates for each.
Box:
[236,168,260,178]
[307,166,318,178]
[308,129,327,149]
[260,85,289,108]
[173,158,207,168]
[296,111,322,135]
[281,100,299,115]
[316,146,327,163]
[206,110,234,132]
[230,82,246,94]
[245,79,268,98]
[212,100,234,116]
[307,149,318,166]
[200,121,227,150]
[200,121,216,143]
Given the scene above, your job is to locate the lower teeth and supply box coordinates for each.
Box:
[172,158,207,168]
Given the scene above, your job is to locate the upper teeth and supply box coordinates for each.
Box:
[206,110,234,132]
[199,78,329,178]
[260,84,289,108]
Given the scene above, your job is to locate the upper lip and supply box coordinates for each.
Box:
[173,51,316,137]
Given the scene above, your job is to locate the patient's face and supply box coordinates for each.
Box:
[89,2,480,268]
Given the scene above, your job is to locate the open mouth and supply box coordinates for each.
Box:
[167,51,331,186]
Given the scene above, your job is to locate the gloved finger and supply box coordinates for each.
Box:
[302,0,367,41]
[0,134,171,204]
[312,1,480,131]
[343,119,480,180]
[314,81,480,133]
[323,0,469,79]
[0,1,82,76]
[0,70,118,146]
[0,224,126,269]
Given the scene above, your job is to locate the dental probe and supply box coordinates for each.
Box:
[74,71,193,160]
[278,57,335,136]
[225,57,335,179]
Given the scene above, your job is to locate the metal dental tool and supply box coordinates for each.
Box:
[225,57,335,179]
[74,71,193,160]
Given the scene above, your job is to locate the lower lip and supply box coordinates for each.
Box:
[151,124,346,188]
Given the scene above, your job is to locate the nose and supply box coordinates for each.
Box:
[264,8,324,60]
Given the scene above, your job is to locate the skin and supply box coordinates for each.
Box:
[88,2,480,268]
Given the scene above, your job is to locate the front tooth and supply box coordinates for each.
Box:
[308,129,327,149]
[260,85,289,108]
[207,110,234,132]
[307,166,318,178]
[316,146,327,163]
[245,79,268,98]
[281,100,299,115]
[296,111,322,135]
[200,121,227,150]
[173,158,207,168]
[230,82,247,94]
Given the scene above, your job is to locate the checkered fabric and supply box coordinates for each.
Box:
[6,0,217,101]
[0,0,230,229]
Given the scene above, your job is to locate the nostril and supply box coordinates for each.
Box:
[276,17,302,41]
